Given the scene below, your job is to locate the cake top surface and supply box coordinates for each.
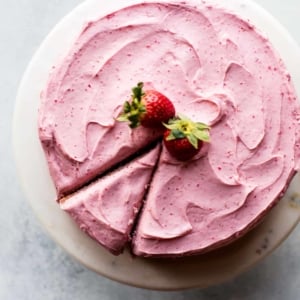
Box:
[38,0,300,257]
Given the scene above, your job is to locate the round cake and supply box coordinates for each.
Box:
[38,0,300,257]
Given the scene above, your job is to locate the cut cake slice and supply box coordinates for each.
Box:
[133,142,297,257]
[60,144,160,255]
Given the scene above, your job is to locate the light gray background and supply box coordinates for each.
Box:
[1,0,300,299]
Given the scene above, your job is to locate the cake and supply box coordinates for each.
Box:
[38,0,300,257]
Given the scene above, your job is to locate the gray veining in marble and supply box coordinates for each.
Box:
[1,0,300,299]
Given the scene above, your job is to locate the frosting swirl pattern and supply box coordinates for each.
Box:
[60,146,160,254]
[131,3,300,256]
[38,1,300,255]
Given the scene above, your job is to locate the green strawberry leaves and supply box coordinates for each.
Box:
[118,82,210,149]
[117,82,146,128]
[164,115,210,149]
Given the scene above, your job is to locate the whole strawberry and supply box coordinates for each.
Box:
[117,82,175,128]
[163,115,210,161]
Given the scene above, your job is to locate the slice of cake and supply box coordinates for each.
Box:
[133,139,296,257]
[60,145,160,255]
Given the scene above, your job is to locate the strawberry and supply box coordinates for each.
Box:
[117,82,175,128]
[163,115,210,161]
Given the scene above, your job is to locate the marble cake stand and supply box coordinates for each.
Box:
[13,0,300,290]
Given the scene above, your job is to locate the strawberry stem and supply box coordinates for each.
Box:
[132,82,144,101]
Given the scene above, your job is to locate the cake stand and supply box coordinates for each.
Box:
[13,0,300,290]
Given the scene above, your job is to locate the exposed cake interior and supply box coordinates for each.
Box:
[60,144,160,255]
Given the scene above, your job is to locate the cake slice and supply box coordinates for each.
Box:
[39,113,161,198]
[60,145,160,255]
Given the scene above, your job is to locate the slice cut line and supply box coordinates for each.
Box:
[60,144,161,255]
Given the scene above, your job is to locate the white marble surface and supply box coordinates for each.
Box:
[2,0,300,299]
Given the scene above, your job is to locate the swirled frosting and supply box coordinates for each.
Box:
[60,146,160,254]
[129,2,300,256]
[38,1,300,256]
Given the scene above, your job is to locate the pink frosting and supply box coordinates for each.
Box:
[39,1,300,256]
[60,145,160,254]
[122,2,299,256]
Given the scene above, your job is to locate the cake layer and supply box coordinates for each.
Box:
[60,145,160,255]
